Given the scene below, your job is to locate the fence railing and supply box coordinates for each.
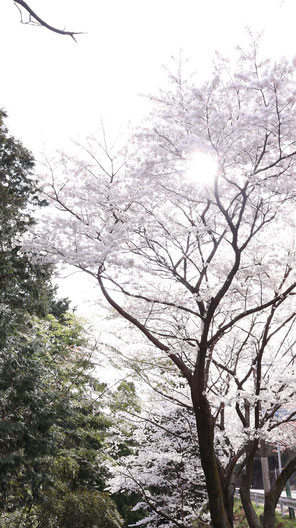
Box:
[235,489,296,513]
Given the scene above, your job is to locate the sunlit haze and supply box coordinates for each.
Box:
[1,0,296,312]
[185,151,218,186]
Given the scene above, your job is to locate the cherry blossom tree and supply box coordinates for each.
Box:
[108,395,207,528]
[30,44,296,528]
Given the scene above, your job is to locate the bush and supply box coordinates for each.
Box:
[39,489,123,528]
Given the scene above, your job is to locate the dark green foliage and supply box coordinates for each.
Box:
[109,381,141,416]
[112,490,146,528]
[38,489,123,528]
[0,112,121,526]
[0,309,121,523]
[0,108,70,348]
[0,313,108,510]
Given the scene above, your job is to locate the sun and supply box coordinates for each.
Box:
[184,151,218,185]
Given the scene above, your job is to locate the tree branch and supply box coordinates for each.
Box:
[97,273,193,384]
[208,282,296,347]
[13,0,84,41]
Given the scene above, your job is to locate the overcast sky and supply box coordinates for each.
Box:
[2,0,295,152]
[1,0,296,315]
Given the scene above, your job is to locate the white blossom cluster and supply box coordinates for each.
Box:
[108,396,208,528]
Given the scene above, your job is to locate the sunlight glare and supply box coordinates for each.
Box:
[185,151,218,185]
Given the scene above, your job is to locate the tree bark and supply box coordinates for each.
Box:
[192,390,231,528]
[239,442,261,528]
[263,455,296,528]
[222,481,235,528]
[218,457,238,528]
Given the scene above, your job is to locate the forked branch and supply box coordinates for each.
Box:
[13,0,84,41]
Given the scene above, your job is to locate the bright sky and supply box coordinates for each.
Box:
[1,0,296,315]
[1,0,295,152]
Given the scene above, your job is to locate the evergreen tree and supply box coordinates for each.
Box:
[0,109,68,347]
[0,112,122,527]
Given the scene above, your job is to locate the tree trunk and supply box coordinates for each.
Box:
[262,455,296,528]
[262,492,276,528]
[218,458,236,528]
[240,478,261,528]
[222,482,234,528]
[192,392,231,528]
[239,442,261,528]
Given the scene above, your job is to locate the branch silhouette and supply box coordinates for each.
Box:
[13,0,84,41]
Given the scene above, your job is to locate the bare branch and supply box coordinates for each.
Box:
[13,0,84,41]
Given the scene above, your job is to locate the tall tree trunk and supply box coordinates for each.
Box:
[262,492,276,528]
[239,442,261,528]
[192,391,231,528]
[262,455,296,528]
[223,444,247,528]
[218,457,235,528]
[222,481,234,528]
[240,478,261,528]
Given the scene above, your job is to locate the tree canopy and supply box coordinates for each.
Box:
[32,44,296,528]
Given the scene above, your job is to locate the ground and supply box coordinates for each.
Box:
[233,500,296,528]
